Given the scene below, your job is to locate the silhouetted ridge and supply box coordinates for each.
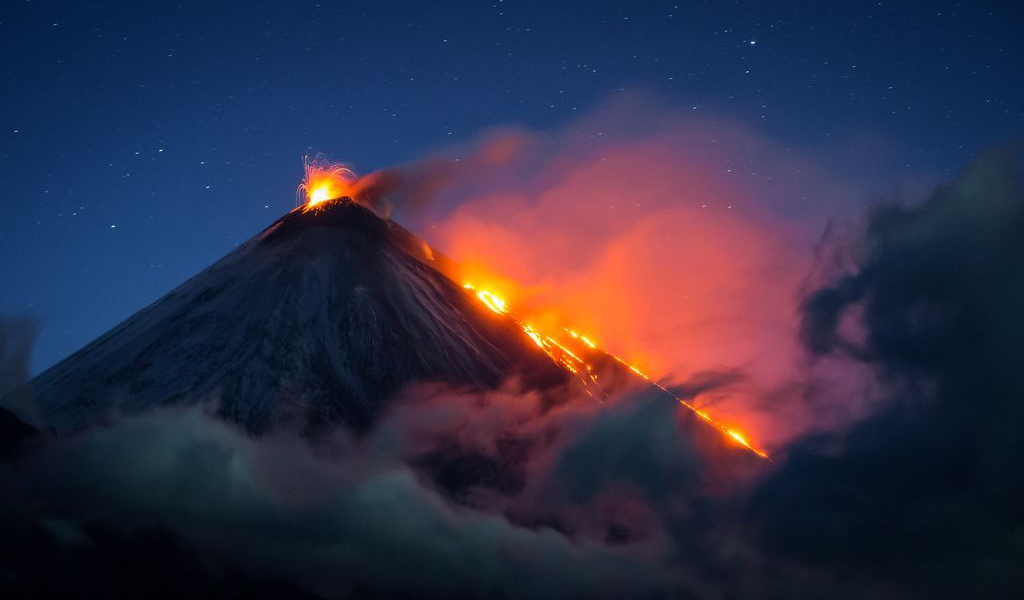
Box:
[31,199,567,434]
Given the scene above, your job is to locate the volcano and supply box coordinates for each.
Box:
[31,198,568,434]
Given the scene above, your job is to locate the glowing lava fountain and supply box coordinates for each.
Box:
[298,156,357,209]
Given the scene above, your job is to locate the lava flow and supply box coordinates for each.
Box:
[296,159,768,459]
[463,283,769,459]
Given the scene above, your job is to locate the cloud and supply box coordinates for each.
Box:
[0,388,709,599]
[749,150,1024,598]
[400,93,874,450]
[351,130,534,218]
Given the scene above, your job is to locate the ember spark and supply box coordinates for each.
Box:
[298,156,357,210]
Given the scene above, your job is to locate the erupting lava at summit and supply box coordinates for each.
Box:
[299,156,357,209]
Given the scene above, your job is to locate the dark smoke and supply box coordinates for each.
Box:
[749,150,1024,599]
[352,131,532,217]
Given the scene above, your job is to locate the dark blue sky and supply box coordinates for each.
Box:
[2,0,1021,372]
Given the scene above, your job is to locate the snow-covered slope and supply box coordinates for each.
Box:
[31,199,567,434]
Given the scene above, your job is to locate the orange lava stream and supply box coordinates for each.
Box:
[291,160,767,459]
[462,283,769,459]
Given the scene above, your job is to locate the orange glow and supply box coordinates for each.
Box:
[298,156,357,210]
[427,127,828,451]
[522,324,546,349]
[292,155,769,459]
[463,283,509,314]
[566,329,598,349]
[461,282,769,459]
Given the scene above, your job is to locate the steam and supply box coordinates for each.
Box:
[350,131,533,218]
[400,95,871,449]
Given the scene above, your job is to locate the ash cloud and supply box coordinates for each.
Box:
[748,150,1024,598]
[351,131,532,218]
[410,93,875,450]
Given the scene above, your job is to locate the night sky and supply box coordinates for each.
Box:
[2,0,1021,372]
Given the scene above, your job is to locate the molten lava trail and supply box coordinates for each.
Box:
[297,163,768,459]
[462,284,769,459]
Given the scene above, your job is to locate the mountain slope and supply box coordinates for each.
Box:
[31,199,567,434]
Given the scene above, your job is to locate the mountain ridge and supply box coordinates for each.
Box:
[30,198,568,434]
